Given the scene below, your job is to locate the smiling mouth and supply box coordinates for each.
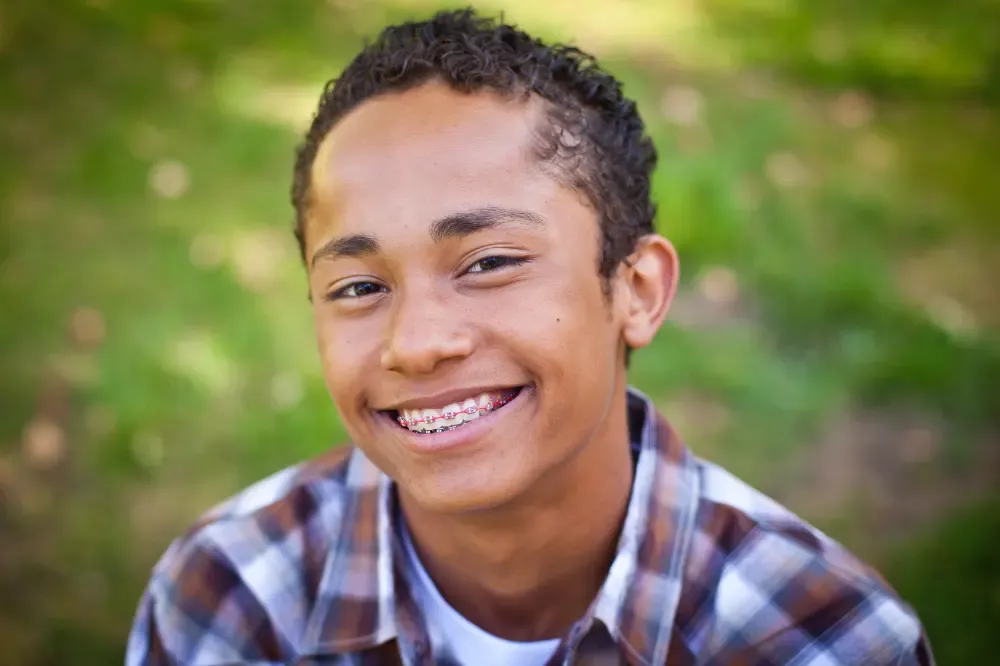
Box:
[386,387,524,434]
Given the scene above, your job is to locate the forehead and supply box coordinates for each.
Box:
[307,82,563,240]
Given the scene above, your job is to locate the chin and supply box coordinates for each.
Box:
[399,465,532,515]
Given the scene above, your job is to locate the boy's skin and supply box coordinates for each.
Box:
[305,81,677,640]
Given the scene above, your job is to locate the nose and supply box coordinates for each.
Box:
[380,288,474,375]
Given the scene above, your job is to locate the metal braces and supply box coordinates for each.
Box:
[396,392,515,429]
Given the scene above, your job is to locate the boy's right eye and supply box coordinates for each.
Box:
[327,281,386,301]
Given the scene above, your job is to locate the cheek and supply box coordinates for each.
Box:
[313,316,369,404]
[514,274,613,349]
[486,272,617,385]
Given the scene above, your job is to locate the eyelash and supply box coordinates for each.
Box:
[325,255,529,301]
[464,254,529,274]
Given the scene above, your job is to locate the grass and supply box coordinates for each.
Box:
[1,0,997,663]
[884,496,1000,666]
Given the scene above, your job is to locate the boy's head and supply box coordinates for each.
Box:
[293,8,658,294]
[293,8,678,513]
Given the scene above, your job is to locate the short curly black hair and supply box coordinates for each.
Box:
[291,7,658,286]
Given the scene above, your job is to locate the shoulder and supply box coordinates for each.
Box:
[675,459,932,665]
[126,446,358,665]
[162,444,357,572]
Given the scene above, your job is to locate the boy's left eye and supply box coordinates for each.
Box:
[465,255,528,274]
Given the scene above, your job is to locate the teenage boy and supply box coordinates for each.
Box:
[127,9,933,666]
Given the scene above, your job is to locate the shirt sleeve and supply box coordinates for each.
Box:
[894,631,936,666]
[700,587,935,666]
[125,589,175,666]
[123,540,288,666]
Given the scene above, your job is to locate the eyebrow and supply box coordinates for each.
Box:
[310,206,545,267]
[428,206,544,243]
[310,234,380,266]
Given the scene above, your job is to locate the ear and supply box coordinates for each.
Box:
[615,234,679,350]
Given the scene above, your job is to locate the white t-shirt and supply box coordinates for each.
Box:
[400,521,561,666]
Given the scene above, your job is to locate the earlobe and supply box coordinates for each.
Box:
[620,235,679,350]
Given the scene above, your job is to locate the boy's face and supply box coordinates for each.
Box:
[304,82,674,513]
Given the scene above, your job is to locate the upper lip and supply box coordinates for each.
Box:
[376,385,524,412]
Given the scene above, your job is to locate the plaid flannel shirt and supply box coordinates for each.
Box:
[126,388,934,665]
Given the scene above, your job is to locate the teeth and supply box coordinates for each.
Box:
[396,389,519,433]
[440,403,462,427]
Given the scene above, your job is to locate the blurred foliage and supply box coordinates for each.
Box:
[0,0,997,664]
[702,0,1000,101]
[883,497,1000,666]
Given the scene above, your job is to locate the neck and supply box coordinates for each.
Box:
[398,390,634,642]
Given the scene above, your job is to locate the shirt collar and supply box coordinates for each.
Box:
[300,386,701,665]
[597,388,701,664]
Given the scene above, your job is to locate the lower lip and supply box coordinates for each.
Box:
[383,386,532,454]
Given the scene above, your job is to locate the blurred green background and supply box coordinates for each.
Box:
[1,0,998,663]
